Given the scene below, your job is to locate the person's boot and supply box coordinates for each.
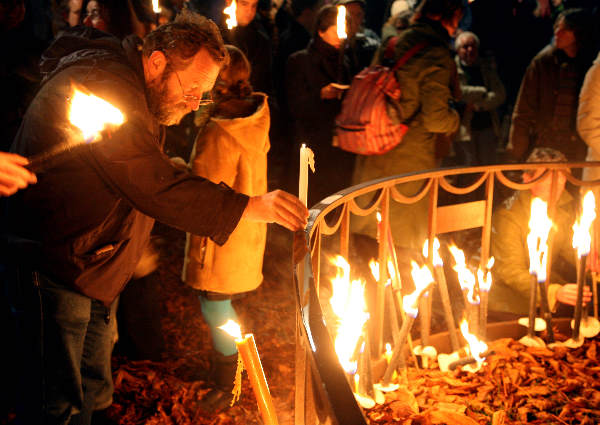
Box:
[199,352,238,411]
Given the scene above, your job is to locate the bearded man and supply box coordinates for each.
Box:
[3,10,307,425]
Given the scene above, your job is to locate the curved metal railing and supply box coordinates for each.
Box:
[294,162,600,425]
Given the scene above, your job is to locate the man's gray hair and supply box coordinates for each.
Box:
[455,31,480,50]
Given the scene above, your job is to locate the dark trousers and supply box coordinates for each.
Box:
[10,269,116,425]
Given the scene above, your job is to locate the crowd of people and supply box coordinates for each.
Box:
[1,0,600,423]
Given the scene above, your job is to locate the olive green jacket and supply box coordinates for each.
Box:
[489,190,577,315]
[351,19,459,249]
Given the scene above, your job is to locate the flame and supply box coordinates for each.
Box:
[369,259,379,282]
[376,211,382,224]
[423,238,443,267]
[460,319,488,363]
[224,0,237,29]
[218,319,242,340]
[527,197,553,281]
[336,5,347,40]
[449,245,479,304]
[403,261,434,318]
[477,265,492,292]
[329,256,369,373]
[387,259,395,280]
[152,0,161,13]
[384,343,392,363]
[68,88,124,142]
[573,191,596,258]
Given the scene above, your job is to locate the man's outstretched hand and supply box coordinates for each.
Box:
[243,190,308,231]
[556,283,592,306]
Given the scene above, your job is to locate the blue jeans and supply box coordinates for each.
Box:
[11,269,116,425]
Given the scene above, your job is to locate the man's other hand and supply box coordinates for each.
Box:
[556,283,592,306]
[243,190,309,231]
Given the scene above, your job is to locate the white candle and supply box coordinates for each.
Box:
[298,144,315,207]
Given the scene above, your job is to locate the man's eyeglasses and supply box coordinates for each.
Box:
[173,68,213,106]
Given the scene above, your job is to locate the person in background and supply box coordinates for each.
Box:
[285,4,355,207]
[507,8,595,164]
[221,0,273,95]
[380,3,412,43]
[335,0,380,77]
[488,147,591,320]
[0,152,36,196]
[351,0,462,279]
[182,45,270,410]
[81,0,154,39]
[3,11,307,425]
[453,30,505,167]
[578,51,600,183]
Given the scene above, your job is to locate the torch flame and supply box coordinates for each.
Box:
[68,88,124,142]
[460,319,488,363]
[329,255,369,373]
[336,5,347,40]
[527,197,553,282]
[477,261,493,293]
[369,259,379,282]
[423,238,443,267]
[224,0,237,29]
[152,0,161,13]
[218,319,242,340]
[573,191,596,258]
[449,245,479,304]
[403,261,434,318]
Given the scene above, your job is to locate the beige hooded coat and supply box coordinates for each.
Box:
[182,93,270,294]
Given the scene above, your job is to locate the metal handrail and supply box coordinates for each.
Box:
[294,162,600,425]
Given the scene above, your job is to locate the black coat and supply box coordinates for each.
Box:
[285,35,355,207]
[4,27,248,305]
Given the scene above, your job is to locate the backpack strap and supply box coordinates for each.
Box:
[390,41,429,72]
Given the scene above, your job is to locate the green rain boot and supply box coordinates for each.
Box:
[199,352,239,411]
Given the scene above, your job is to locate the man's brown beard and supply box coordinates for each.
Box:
[147,68,189,126]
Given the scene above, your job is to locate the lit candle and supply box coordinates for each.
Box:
[152,0,161,26]
[423,238,460,352]
[449,245,480,338]
[381,261,434,386]
[219,320,279,425]
[298,144,315,207]
[477,257,494,341]
[572,191,596,341]
[223,0,237,29]
[525,197,554,343]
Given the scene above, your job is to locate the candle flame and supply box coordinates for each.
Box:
[329,255,369,373]
[403,261,434,318]
[573,191,596,258]
[152,0,161,13]
[423,238,443,267]
[369,259,379,282]
[384,342,392,363]
[527,197,553,281]
[224,0,237,29]
[68,88,124,142]
[218,319,242,340]
[477,258,494,292]
[460,319,488,363]
[387,259,395,281]
[336,5,347,40]
[449,245,479,304]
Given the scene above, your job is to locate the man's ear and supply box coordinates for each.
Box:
[146,50,168,81]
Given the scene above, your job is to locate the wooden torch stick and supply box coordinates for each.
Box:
[528,274,538,339]
[573,255,588,340]
[434,266,460,352]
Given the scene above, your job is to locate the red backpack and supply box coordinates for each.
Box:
[335,39,427,155]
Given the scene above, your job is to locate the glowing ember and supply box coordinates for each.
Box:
[573,191,596,258]
[68,88,124,142]
[477,257,494,292]
[329,255,369,373]
[449,245,479,304]
[460,319,488,363]
[423,238,443,267]
[527,197,553,281]
[152,0,161,13]
[223,0,237,29]
[218,319,242,340]
[403,261,434,318]
[336,5,347,40]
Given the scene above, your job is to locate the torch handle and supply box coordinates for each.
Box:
[434,266,460,352]
[447,350,496,371]
[573,255,587,340]
[382,315,414,386]
[537,280,554,343]
[25,142,90,174]
[528,274,537,338]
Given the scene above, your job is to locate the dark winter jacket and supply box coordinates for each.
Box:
[508,44,589,162]
[4,27,248,305]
